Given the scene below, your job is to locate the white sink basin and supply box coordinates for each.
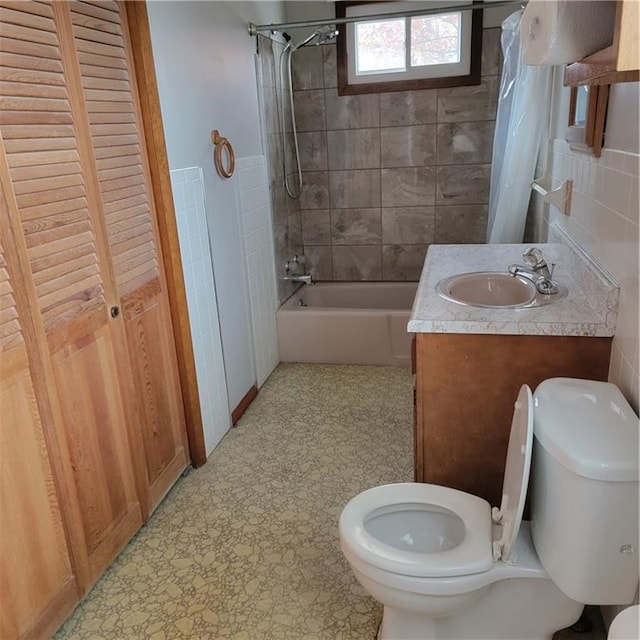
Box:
[436,272,558,309]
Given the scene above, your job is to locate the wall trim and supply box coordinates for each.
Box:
[125,0,207,467]
[232,385,259,426]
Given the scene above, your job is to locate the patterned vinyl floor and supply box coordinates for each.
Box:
[55,364,605,640]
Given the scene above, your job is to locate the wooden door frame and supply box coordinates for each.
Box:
[124,1,207,467]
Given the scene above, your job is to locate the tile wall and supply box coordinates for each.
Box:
[235,156,280,387]
[531,142,639,412]
[170,167,231,454]
[258,29,502,291]
[285,28,502,282]
[258,35,303,303]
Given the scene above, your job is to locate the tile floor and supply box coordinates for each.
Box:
[55,364,606,640]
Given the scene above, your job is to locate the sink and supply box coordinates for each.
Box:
[436,272,564,309]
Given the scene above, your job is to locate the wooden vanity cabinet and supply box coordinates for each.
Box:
[414,333,612,508]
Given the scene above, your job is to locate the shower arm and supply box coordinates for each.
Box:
[248,0,526,36]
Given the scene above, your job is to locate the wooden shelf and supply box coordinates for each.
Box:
[564,0,639,87]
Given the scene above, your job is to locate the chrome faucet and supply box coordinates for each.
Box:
[284,255,314,285]
[508,248,559,294]
[283,273,313,285]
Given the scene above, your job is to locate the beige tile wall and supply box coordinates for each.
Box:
[260,29,502,288]
[532,141,639,412]
[285,28,502,282]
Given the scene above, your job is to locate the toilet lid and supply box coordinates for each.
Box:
[493,385,534,564]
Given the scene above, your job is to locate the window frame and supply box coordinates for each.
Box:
[566,84,610,158]
[336,0,484,96]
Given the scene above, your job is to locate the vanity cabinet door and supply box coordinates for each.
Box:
[414,333,612,506]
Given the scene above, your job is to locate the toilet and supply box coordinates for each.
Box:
[339,378,639,640]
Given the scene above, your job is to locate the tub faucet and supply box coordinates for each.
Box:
[284,255,314,285]
[508,248,559,294]
[283,273,313,285]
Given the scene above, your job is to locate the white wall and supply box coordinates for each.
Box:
[147,1,285,413]
[170,167,230,454]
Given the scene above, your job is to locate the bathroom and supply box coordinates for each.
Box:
[0,0,638,638]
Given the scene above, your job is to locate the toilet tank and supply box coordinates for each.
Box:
[530,378,639,605]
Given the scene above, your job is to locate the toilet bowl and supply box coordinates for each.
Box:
[339,379,640,640]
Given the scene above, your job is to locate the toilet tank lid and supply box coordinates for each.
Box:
[533,378,639,482]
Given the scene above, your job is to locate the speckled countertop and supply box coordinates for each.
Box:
[408,228,619,336]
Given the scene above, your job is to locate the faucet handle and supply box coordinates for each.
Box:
[523,247,544,267]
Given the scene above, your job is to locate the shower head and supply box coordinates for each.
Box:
[291,25,338,51]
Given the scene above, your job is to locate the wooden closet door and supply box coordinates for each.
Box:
[0,226,79,640]
[0,0,142,590]
[67,0,189,512]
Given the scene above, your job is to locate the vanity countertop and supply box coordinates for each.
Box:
[408,236,619,336]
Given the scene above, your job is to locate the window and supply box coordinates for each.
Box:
[336,1,483,95]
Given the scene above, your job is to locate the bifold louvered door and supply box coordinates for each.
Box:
[0,1,190,635]
[0,212,79,639]
[67,0,189,511]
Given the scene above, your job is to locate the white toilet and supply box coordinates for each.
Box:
[339,378,639,640]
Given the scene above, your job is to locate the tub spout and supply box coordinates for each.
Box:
[283,274,314,285]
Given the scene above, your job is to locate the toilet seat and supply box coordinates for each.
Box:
[339,385,535,581]
[339,482,493,578]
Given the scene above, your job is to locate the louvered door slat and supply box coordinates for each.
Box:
[79,63,128,80]
[101,173,143,193]
[30,240,96,275]
[72,1,121,25]
[24,219,91,248]
[0,67,66,86]
[4,135,76,153]
[19,197,88,223]
[77,50,126,70]
[1,123,74,138]
[106,202,148,226]
[94,144,140,160]
[91,124,140,138]
[0,256,23,352]
[0,4,56,33]
[10,160,81,182]
[13,173,83,195]
[0,1,54,20]
[1,50,63,73]
[17,184,85,208]
[0,22,59,46]
[32,251,96,287]
[0,35,61,60]
[0,80,68,99]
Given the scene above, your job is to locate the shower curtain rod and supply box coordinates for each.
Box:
[247,0,525,36]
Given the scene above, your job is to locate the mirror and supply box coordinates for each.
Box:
[571,86,589,126]
[567,84,610,157]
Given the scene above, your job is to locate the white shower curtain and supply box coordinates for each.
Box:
[486,11,552,244]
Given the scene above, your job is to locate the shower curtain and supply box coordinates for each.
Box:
[486,11,552,244]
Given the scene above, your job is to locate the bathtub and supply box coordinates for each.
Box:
[277,282,418,367]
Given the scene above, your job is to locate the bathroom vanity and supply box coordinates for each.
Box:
[408,235,618,508]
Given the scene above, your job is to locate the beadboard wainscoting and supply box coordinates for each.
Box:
[170,167,231,454]
[236,156,280,388]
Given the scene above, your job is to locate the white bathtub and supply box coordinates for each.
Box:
[277,282,418,366]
